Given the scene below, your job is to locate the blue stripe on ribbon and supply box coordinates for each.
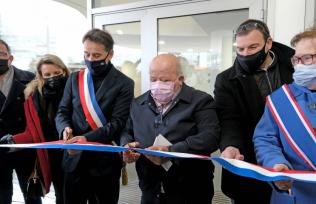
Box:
[1,142,316,183]
[211,158,290,182]
[87,71,107,125]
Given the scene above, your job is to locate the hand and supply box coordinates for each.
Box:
[123,142,141,163]
[220,146,244,160]
[0,134,14,153]
[64,136,86,155]
[145,145,170,165]
[273,164,293,190]
[63,127,73,141]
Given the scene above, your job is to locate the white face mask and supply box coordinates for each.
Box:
[150,81,175,105]
[293,64,316,88]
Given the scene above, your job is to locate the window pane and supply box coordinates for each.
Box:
[105,22,141,97]
[0,0,88,72]
[158,9,248,95]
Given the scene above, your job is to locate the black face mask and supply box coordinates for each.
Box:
[85,58,108,76]
[236,44,268,74]
[0,59,9,75]
[42,74,67,99]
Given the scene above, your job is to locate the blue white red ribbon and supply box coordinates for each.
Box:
[79,69,107,130]
[1,141,316,183]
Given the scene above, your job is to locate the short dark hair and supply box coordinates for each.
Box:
[0,39,11,54]
[236,19,270,40]
[82,28,114,52]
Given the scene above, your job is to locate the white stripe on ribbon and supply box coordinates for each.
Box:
[267,95,316,170]
[83,69,103,128]
[1,142,316,183]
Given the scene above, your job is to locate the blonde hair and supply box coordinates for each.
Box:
[291,26,316,47]
[24,54,70,98]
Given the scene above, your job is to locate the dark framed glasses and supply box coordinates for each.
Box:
[291,54,316,65]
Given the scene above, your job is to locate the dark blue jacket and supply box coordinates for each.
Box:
[121,84,219,202]
[56,64,134,174]
[0,66,34,137]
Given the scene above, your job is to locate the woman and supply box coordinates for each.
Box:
[253,27,316,204]
[11,54,69,204]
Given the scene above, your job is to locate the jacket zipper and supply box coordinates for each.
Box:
[265,71,273,93]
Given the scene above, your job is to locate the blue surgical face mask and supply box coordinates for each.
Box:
[293,64,316,88]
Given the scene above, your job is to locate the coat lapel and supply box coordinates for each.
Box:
[236,75,265,123]
[95,67,117,102]
[1,78,24,113]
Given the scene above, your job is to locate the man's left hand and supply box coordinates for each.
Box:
[145,145,170,165]
[64,136,87,155]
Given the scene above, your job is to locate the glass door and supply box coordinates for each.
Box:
[93,0,263,94]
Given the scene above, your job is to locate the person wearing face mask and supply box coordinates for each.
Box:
[0,39,42,204]
[253,26,316,204]
[55,29,134,204]
[121,54,220,204]
[0,54,70,204]
[214,19,294,203]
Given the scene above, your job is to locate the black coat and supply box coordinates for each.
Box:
[0,67,36,183]
[56,64,134,174]
[214,42,294,201]
[0,66,34,137]
[121,84,220,202]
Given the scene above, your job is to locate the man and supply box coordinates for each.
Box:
[214,19,294,203]
[0,40,40,204]
[55,29,134,204]
[121,54,219,204]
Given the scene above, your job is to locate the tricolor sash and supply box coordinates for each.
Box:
[78,69,107,130]
[267,84,316,170]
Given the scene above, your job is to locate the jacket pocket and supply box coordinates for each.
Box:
[271,190,295,204]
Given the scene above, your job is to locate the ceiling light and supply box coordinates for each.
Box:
[116,30,124,35]
[158,40,165,45]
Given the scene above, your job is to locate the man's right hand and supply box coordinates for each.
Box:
[220,146,244,160]
[0,134,14,153]
[123,142,141,163]
[63,127,73,141]
[273,164,293,191]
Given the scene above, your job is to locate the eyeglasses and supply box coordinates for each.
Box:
[291,54,316,65]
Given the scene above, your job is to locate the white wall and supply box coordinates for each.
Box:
[267,0,315,47]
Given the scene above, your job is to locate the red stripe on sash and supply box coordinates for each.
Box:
[267,96,316,170]
[78,70,97,130]
[283,85,316,140]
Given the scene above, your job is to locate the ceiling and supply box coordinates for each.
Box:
[54,0,87,16]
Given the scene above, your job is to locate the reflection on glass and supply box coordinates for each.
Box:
[105,22,141,97]
[93,0,143,8]
[158,10,248,95]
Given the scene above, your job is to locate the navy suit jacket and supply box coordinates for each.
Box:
[56,64,134,173]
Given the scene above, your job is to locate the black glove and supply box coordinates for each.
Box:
[0,134,14,153]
